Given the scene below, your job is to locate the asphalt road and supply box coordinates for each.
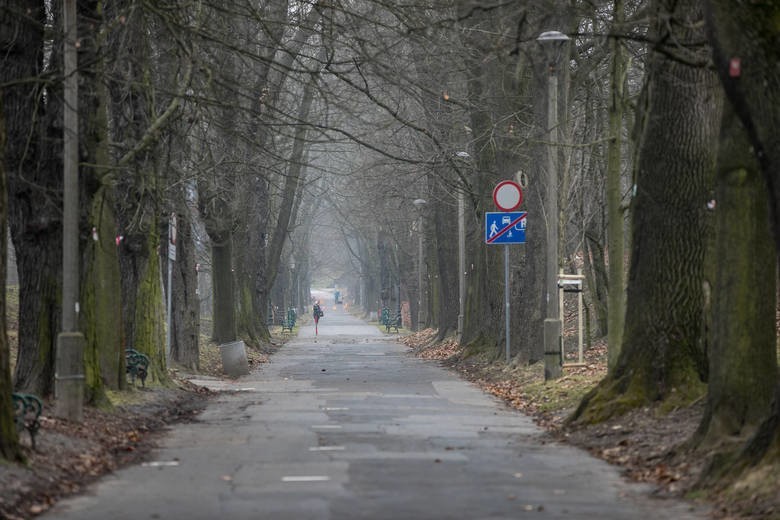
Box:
[44,303,707,519]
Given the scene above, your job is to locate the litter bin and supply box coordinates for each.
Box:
[219,340,250,378]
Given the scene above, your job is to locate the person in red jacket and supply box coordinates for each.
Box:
[313,300,324,335]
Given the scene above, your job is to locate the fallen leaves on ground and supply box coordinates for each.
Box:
[0,387,209,519]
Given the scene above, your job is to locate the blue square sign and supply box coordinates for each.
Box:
[485,212,526,244]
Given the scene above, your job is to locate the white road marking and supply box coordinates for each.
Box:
[309,446,346,451]
[141,461,180,467]
[282,476,331,482]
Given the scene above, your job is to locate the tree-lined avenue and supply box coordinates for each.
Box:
[44,303,706,519]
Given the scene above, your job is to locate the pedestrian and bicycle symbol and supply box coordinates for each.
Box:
[485,212,526,244]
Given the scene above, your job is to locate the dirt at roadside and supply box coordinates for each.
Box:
[0,384,211,520]
[0,324,282,519]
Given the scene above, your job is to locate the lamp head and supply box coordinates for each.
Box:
[537,30,570,71]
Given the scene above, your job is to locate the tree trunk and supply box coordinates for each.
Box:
[0,84,23,462]
[170,202,200,370]
[432,176,458,340]
[235,3,321,342]
[78,0,122,402]
[263,77,316,327]
[584,226,608,337]
[81,189,122,398]
[4,0,62,397]
[606,0,628,372]
[573,0,721,423]
[117,223,168,384]
[694,105,776,449]
[456,2,548,362]
[702,0,780,481]
[211,236,236,344]
[460,34,505,354]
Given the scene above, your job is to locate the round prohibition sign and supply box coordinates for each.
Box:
[492,180,523,211]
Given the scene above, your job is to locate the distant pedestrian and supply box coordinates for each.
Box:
[313,300,324,336]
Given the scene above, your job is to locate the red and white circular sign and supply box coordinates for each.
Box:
[492,180,523,211]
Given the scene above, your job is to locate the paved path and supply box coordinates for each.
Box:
[45,304,707,519]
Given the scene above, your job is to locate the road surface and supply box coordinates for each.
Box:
[45,303,706,519]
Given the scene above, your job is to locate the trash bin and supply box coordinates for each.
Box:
[219,340,250,378]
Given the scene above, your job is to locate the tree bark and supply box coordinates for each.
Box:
[4,0,62,397]
[108,1,175,386]
[584,226,608,337]
[0,81,23,462]
[77,0,122,403]
[81,190,122,398]
[169,202,200,370]
[606,0,628,372]
[211,235,236,344]
[459,11,508,355]
[694,104,776,449]
[573,0,721,423]
[702,0,780,481]
[432,175,458,340]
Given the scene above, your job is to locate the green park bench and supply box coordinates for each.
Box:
[125,348,150,387]
[280,307,297,333]
[380,307,401,333]
[280,317,294,333]
[12,392,43,450]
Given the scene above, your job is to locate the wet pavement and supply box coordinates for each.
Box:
[44,302,708,519]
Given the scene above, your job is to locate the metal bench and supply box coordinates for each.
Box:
[380,307,401,333]
[386,312,401,333]
[125,348,150,387]
[280,307,297,333]
[12,392,43,450]
[280,317,294,333]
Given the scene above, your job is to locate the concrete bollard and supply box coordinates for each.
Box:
[55,332,85,421]
[543,319,562,381]
[219,340,250,378]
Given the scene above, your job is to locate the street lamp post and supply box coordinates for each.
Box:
[454,151,470,340]
[56,0,84,421]
[537,30,569,381]
[413,198,427,330]
[289,258,296,312]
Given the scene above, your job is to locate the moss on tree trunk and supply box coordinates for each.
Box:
[81,190,122,404]
[694,107,777,449]
[131,229,169,385]
[79,3,120,402]
[698,0,780,492]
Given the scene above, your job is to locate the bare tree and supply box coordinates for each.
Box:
[4,0,62,397]
[573,0,721,422]
[696,0,780,486]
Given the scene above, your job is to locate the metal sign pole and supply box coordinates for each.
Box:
[487,180,525,365]
[505,244,510,363]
